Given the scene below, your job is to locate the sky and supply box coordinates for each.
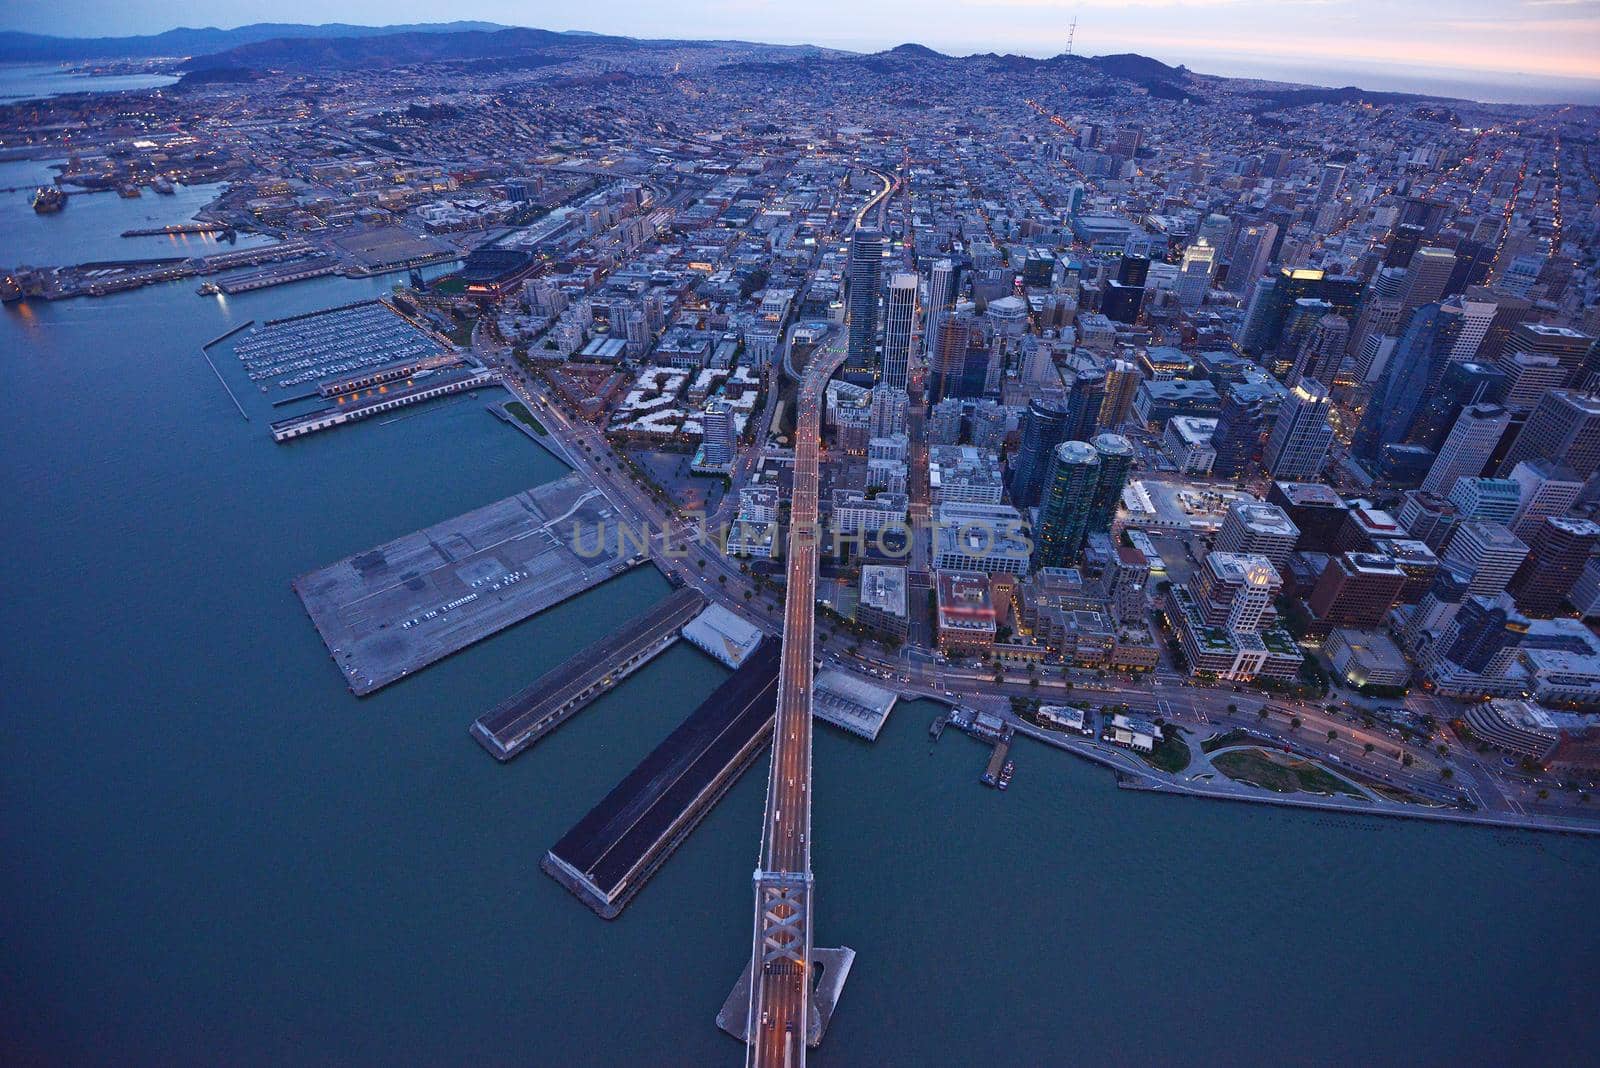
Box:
[5,0,1600,97]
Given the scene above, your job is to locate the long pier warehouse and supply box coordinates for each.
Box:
[543,640,781,919]
[470,587,706,762]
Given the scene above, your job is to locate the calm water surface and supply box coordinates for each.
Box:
[3,124,1599,1068]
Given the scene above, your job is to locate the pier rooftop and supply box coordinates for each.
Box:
[470,587,705,761]
[682,603,766,667]
[544,640,780,918]
[294,474,639,695]
[813,670,898,741]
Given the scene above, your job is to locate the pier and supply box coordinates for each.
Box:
[543,640,780,919]
[981,727,1014,787]
[294,475,643,695]
[122,223,228,237]
[202,320,255,350]
[470,587,705,762]
[269,367,496,442]
[318,354,464,398]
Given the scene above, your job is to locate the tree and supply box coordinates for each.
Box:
[1227,703,1239,714]
[1327,729,1338,743]
[1290,717,1302,730]
[1440,768,1454,780]
[1364,742,1376,755]
[1257,707,1268,720]
[1402,752,1414,767]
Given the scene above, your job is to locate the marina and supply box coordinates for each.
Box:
[231,299,452,393]
[293,474,644,695]
[470,586,706,762]
[543,640,780,919]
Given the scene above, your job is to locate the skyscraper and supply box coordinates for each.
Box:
[1507,459,1584,543]
[1228,222,1279,302]
[925,258,958,331]
[1440,520,1530,597]
[1210,384,1279,479]
[1405,360,1506,453]
[845,228,884,375]
[1497,390,1600,479]
[1419,403,1510,497]
[701,398,736,466]
[1087,433,1135,534]
[927,310,976,404]
[1264,377,1334,479]
[1062,365,1108,442]
[1009,394,1071,508]
[1287,313,1350,387]
[1507,517,1600,618]
[1353,302,1462,469]
[868,383,909,438]
[881,271,917,389]
[1316,162,1346,202]
[1175,240,1215,308]
[1034,441,1101,568]
[1215,501,1300,571]
[1401,247,1457,313]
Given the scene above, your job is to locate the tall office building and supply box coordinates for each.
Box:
[1401,247,1457,313]
[1405,360,1506,452]
[1316,162,1346,202]
[1102,280,1144,324]
[1440,520,1530,597]
[1496,390,1600,479]
[1175,240,1215,308]
[1497,323,1596,388]
[1446,298,1498,363]
[1308,552,1408,629]
[927,310,977,404]
[1430,593,1529,679]
[1448,477,1522,525]
[1419,403,1510,497]
[1215,501,1300,571]
[1086,433,1135,534]
[1228,222,1279,302]
[1397,489,1461,551]
[1507,517,1600,618]
[1264,377,1334,479]
[1009,394,1071,508]
[1034,441,1102,567]
[1353,302,1463,468]
[1210,385,1279,479]
[845,228,885,374]
[1507,459,1584,543]
[1287,313,1350,387]
[881,271,918,389]
[925,258,958,342]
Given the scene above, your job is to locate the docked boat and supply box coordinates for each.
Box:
[152,177,175,195]
[1,274,23,303]
[997,760,1015,791]
[32,186,66,213]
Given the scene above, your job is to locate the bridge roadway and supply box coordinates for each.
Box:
[746,341,849,1067]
